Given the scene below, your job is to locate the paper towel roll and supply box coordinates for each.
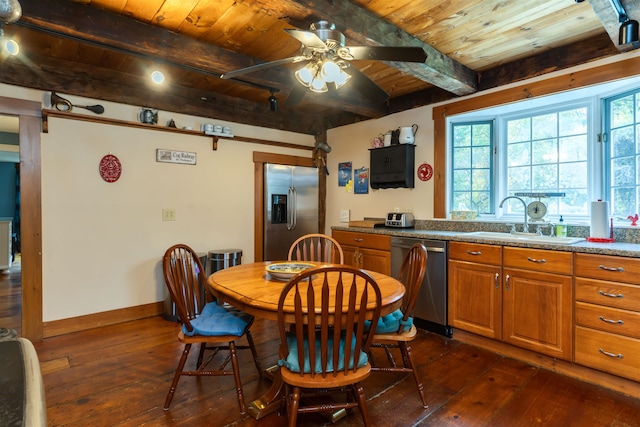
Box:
[590,200,609,238]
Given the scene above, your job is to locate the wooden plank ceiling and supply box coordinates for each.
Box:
[0,0,636,135]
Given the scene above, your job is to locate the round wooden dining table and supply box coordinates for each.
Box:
[208,261,405,420]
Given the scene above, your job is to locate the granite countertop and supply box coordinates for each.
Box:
[332,224,640,258]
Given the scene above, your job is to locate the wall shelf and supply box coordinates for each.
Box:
[41,109,313,152]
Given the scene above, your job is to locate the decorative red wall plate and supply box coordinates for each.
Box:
[417,163,433,181]
[99,154,122,183]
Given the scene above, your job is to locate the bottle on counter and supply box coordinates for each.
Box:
[556,215,567,237]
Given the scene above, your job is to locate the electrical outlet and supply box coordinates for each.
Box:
[162,208,176,221]
[339,209,350,223]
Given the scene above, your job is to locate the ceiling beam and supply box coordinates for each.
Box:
[250,0,478,96]
[0,48,326,134]
[589,0,640,52]
[15,0,387,119]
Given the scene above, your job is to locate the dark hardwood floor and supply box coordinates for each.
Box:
[0,255,21,335]
[3,265,640,426]
[29,315,640,427]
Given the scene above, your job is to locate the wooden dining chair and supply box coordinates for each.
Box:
[368,243,429,407]
[162,244,262,412]
[277,265,382,427]
[288,233,344,264]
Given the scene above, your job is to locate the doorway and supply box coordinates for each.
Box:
[0,116,21,334]
[0,96,42,340]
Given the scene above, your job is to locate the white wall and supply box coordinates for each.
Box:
[325,110,435,226]
[324,49,640,232]
[0,84,313,321]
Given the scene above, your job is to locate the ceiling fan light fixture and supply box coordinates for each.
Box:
[333,70,351,89]
[320,60,340,82]
[295,64,314,87]
[310,76,328,93]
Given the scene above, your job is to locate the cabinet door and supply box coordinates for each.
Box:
[342,245,359,268]
[503,268,572,360]
[448,259,502,339]
[359,247,390,275]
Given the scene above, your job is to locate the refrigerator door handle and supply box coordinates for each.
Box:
[287,187,293,230]
[290,186,297,229]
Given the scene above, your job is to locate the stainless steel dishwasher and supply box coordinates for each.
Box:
[390,236,451,337]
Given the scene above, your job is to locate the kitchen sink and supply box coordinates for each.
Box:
[457,231,585,245]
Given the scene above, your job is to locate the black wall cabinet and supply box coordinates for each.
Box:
[369,144,415,189]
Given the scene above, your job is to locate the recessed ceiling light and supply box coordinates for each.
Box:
[151,71,165,84]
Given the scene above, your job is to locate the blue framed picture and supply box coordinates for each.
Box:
[338,162,352,186]
[354,167,369,194]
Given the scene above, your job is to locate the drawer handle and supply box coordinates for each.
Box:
[598,348,624,359]
[599,290,624,299]
[354,238,363,242]
[466,250,482,256]
[598,265,624,272]
[527,257,546,263]
[599,315,624,325]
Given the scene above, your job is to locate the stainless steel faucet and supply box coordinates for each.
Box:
[499,196,528,233]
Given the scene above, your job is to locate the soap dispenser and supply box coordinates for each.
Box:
[556,216,567,237]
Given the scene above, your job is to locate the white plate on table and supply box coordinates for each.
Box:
[265,262,316,281]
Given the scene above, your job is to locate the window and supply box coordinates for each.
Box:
[446,76,640,223]
[605,88,640,219]
[505,106,589,217]
[451,121,493,214]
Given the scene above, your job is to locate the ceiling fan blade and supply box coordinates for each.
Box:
[284,84,307,107]
[220,56,307,80]
[284,29,327,50]
[342,46,427,63]
[343,66,389,104]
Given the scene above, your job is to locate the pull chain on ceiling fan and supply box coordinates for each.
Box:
[220,21,428,105]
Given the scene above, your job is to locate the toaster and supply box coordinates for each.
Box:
[385,212,415,228]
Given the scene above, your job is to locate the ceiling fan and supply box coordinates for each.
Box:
[220,21,428,105]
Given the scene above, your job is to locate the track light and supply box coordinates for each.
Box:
[608,0,639,45]
[268,90,278,111]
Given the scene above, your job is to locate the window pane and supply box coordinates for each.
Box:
[559,108,587,136]
[507,118,530,143]
[611,95,634,128]
[532,113,557,140]
[453,147,471,168]
[532,139,557,164]
[508,141,530,166]
[611,126,635,157]
[560,136,588,162]
[451,121,494,215]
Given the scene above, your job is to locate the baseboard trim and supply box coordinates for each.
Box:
[453,329,640,399]
[42,302,163,338]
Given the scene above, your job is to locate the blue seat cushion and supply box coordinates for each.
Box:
[364,308,413,334]
[278,330,368,373]
[182,302,252,337]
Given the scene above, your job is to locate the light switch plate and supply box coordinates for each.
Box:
[339,209,350,223]
[162,208,176,221]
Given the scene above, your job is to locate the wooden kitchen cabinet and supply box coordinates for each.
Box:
[449,243,573,361]
[332,230,391,275]
[448,242,502,339]
[574,253,640,382]
[502,247,573,361]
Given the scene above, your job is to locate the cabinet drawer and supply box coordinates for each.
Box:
[332,230,390,251]
[503,247,572,275]
[575,253,640,285]
[575,301,640,339]
[575,277,640,311]
[575,326,640,382]
[448,241,502,265]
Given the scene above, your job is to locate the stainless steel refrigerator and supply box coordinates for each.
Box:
[264,163,319,261]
